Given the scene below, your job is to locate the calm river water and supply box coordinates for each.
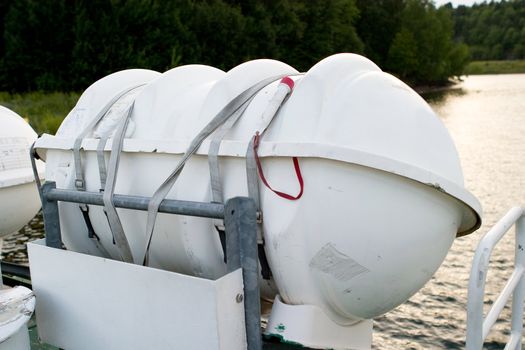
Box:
[4,74,525,349]
[374,74,525,349]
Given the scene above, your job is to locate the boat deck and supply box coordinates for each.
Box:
[28,318,311,350]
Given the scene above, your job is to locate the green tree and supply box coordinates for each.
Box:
[290,0,363,71]
[1,0,74,91]
[385,0,466,84]
[214,0,363,71]
[184,0,247,70]
[452,0,525,60]
[242,0,305,65]
[0,0,487,91]
[72,0,190,89]
[355,0,404,67]
[387,28,419,78]
[448,42,470,77]
[0,0,11,59]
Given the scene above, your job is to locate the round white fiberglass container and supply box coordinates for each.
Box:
[0,106,44,236]
[36,54,481,325]
[0,286,35,350]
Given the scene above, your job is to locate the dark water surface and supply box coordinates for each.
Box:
[2,213,43,264]
[4,74,525,349]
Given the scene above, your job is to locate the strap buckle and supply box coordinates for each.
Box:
[75,179,85,190]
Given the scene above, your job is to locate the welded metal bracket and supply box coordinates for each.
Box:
[39,181,262,350]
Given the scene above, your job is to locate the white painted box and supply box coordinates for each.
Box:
[28,239,246,350]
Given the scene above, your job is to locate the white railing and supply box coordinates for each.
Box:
[466,207,525,350]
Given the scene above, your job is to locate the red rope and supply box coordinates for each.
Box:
[253,132,304,200]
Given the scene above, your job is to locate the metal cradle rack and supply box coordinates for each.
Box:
[38,180,294,350]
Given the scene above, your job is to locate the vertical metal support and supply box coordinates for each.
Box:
[511,216,525,349]
[224,197,261,350]
[466,207,525,350]
[466,243,488,350]
[41,182,63,249]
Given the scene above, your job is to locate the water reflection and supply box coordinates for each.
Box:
[1,212,44,264]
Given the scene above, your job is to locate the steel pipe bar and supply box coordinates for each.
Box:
[509,216,525,350]
[466,207,525,350]
[477,207,525,253]
[45,184,225,219]
[482,267,524,339]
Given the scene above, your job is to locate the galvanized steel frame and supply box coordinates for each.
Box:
[40,181,262,350]
[466,207,525,350]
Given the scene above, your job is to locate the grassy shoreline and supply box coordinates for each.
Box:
[465,60,525,75]
[0,91,79,135]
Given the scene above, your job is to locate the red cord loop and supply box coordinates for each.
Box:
[253,132,304,200]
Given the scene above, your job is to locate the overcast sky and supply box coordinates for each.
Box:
[433,0,499,7]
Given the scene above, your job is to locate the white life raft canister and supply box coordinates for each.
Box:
[0,106,44,236]
[35,54,481,325]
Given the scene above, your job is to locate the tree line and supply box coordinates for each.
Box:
[452,0,525,60]
[0,0,470,92]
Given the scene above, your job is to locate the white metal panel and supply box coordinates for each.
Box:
[0,285,34,347]
[27,239,246,350]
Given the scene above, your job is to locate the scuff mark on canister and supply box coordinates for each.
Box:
[309,243,369,281]
[426,182,447,194]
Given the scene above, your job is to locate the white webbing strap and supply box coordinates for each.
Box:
[101,102,136,263]
[208,96,254,229]
[73,84,144,191]
[245,136,262,224]
[72,84,143,263]
[245,77,296,242]
[141,75,286,266]
[244,77,296,280]
[97,136,109,192]
[84,215,112,258]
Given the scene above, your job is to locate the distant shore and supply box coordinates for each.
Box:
[415,84,457,95]
[416,60,525,94]
[413,78,462,95]
[465,60,525,75]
